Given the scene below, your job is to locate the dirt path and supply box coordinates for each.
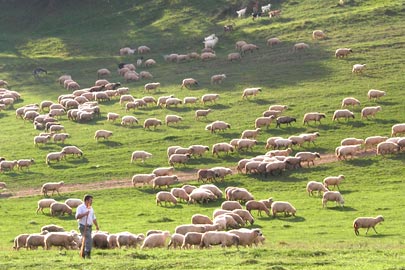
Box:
[4,151,375,199]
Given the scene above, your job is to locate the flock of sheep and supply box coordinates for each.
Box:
[2,1,404,253]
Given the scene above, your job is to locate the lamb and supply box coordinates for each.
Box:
[242,87,261,99]
[293,42,309,52]
[182,232,204,249]
[368,89,386,101]
[141,231,171,249]
[306,181,329,196]
[189,145,210,157]
[16,159,35,171]
[151,175,179,189]
[201,94,219,104]
[221,201,243,211]
[391,123,405,137]
[335,48,353,58]
[276,116,296,128]
[241,128,260,139]
[361,106,381,119]
[131,151,152,163]
[121,115,139,126]
[236,7,247,18]
[245,200,270,217]
[303,112,326,125]
[53,133,70,144]
[41,181,64,196]
[200,231,240,249]
[181,78,199,89]
[312,30,326,39]
[44,231,79,250]
[341,138,364,146]
[266,37,281,47]
[94,129,113,140]
[212,143,234,156]
[132,174,156,187]
[169,153,191,166]
[144,118,162,130]
[64,198,83,208]
[152,167,174,176]
[271,201,296,217]
[13,234,29,250]
[62,146,83,158]
[170,187,190,202]
[295,152,321,167]
[353,215,384,236]
[323,175,345,190]
[211,74,226,85]
[192,214,213,225]
[156,191,178,206]
[364,136,388,150]
[228,52,242,61]
[50,202,73,216]
[341,97,361,107]
[322,191,344,208]
[335,145,362,160]
[36,198,57,214]
[376,142,400,156]
[332,109,355,121]
[352,64,366,74]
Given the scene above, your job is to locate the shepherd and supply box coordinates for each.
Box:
[76,194,99,259]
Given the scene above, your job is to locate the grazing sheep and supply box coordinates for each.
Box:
[41,181,64,196]
[119,47,135,55]
[332,109,355,121]
[352,64,366,74]
[303,112,326,125]
[276,116,296,128]
[335,145,362,160]
[50,202,72,216]
[189,145,210,157]
[242,87,261,99]
[132,173,156,187]
[368,89,386,101]
[341,97,361,107]
[165,97,182,107]
[361,106,381,119]
[245,200,270,217]
[201,94,219,105]
[335,48,353,58]
[271,201,296,217]
[192,214,213,225]
[170,187,190,202]
[266,37,281,47]
[228,229,263,247]
[143,118,162,130]
[169,154,191,166]
[197,169,217,183]
[295,152,321,167]
[306,181,329,196]
[141,231,171,249]
[255,116,276,129]
[323,175,345,190]
[97,68,111,78]
[212,143,234,156]
[241,44,259,54]
[189,189,217,204]
[353,215,384,236]
[312,30,326,39]
[121,115,138,127]
[322,191,344,208]
[293,42,309,52]
[182,232,203,249]
[144,82,160,92]
[130,151,152,163]
[181,78,198,89]
[200,231,240,249]
[45,151,65,165]
[364,136,388,150]
[228,52,242,61]
[13,234,29,250]
[152,167,174,176]
[62,146,83,158]
[265,160,287,176]
[144,58,156,68]
[94,129,113,140]
[137,45,151,54]
[151,175,179,189]
[211,74,227,84]
[44,231,80,250]
[36,198,57,214]
[341,138,364,146]
[26,232,48,250]
[221,201,243,211]
[376,142,400,156]
[391,124,405,137]
[210,167,232,181]
[156,191,178,206]
[64,198,83,208]
[167,233,185,249]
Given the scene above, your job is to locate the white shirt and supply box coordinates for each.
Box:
[76,203,96,226]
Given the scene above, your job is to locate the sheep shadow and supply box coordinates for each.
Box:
[323,206,356,212]
[156,204,183,209]
[273,215,306,223]
[343,158,375,167]
[96,140,123,147]
[65,157,89,164]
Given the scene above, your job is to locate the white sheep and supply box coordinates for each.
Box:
[211,74,226,84]
[26,232,48,250]
[13,234,29,250]
[119,47,135,55]
[41,181,64,196]
[266,148,292,157]
[121,115,139,126]
[44,231,79,250]
[212,143,234,156]
[237,139,257,151]
[293,43,309,52]
[200,231,240,248]
[228,52,242,61]
[207,121,230,133]
[144,82,160,92]
[241,44,259,54]
[45,151,65,165]
[241,128,260,139]
[341,97,361,107]
[165,97,182,107]
[245,200,270,217]
[228,229,263,247]
[300,132,321,145]
[352,64,366,74]
[335,145,362,160]
[236,7,247,18]
[168,153,191,166]
[376,142,400,156]
[201,94,219,105]
[141,231,171,249]
[265,160,287,176]
[221,200,243,211]
[242,87,261,99]
[261,4,272,13]
[97,68,111,78]
[353,215,384,236]
[210,167,232,181]
[16,159,35,171]
[274,138,295,149]
[295,152,321,167]
[323,175,345,190]
[312,30,326,39]
[255,116,276,129]
[195,109,212,120]
[170,187,190,202]
[144,58,156,67]
[361,106,381,119]
[265,137,283,149]
[156,191,178,206]
[132,173,156,187]
[94,129,113,140]
[302,112,326,125]
[271,201,296,217]
[266,37,281,47]
[203,36,219,49]
[143,118,162,130]
[183,96,198,105]
[151,175,179,189]
[191,214,213,225]
[332,109,355,121]
[181,78,198,89]
[137,45,151,54]
[341,138,364,146]
[368,89,386,101]
[322,191,344,208]
[189,145,210,157]
[131,151,152,163]
[167,233,185,249]
[53,133,70,144]
[306,181,329,196]
[50,202,72,216]
[189,189,217,204]
[62,146,83,158]
[152,167,174,176]
[335,48,353,58]
[36,198,57,214]
[64,198,83,208]
[391,123,405,137]
[364,136,388,150]
[181,232,203,249]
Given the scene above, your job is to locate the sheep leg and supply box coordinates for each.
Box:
[371,226,378,234]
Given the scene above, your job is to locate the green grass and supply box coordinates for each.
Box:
[0,0,405,269]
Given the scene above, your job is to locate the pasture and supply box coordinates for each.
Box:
[0,0,405,269]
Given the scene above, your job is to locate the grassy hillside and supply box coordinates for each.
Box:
[0,0,405,269]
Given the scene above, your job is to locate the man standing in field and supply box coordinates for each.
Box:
[76,194,99,259]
